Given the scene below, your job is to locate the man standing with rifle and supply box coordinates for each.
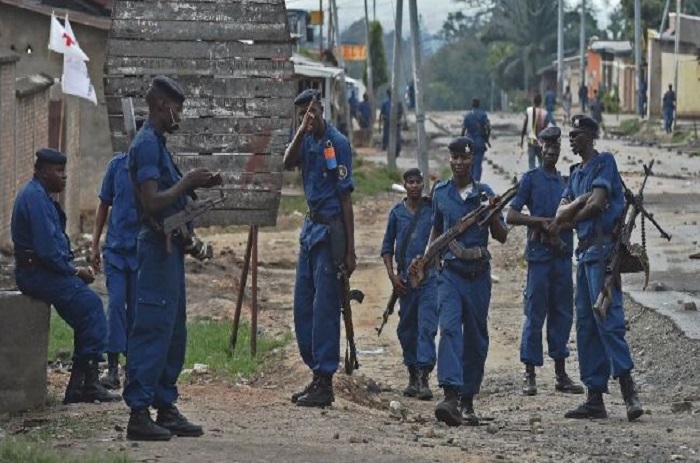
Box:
[506,126,583,397]
[551,115,643,422]
[410,137,509,427]
[283,89,356,408]
[380,168,438,401]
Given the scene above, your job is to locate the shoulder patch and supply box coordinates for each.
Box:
[337,165,348,180]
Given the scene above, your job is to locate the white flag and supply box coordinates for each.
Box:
[61,17,97,104]
[48,13,89,61]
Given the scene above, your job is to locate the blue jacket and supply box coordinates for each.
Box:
[462,109,490,151]
[381,198,433,279]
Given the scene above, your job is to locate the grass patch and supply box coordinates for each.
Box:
[618,118,641,136]
[279,195,307,215]
[48,314,288,381]
[672,130,690,144]
[0,438,131,463]
[353,162,401,198]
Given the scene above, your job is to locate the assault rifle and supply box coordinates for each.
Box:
[375,291,399,336]
[162,192,227,258]
[338,265,365,375]
[594,160,671,318]
[408,185,518,288]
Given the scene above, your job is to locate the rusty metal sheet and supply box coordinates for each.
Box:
[104,0,295,226]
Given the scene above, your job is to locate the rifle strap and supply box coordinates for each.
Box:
[397,199,426,271]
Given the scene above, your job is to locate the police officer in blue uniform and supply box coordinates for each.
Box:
[12,148,121,405]
[461,98,491,182]
[414,137,508,427]
[379,88,403,156]
[124,76,223,441]
[283,89,356,408]
[552,115,643,422]
[90,135,142,390]
[506,126,583,397]
[381,168,438,401]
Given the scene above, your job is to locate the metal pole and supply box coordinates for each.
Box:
[408,0,428,193]
[557,0,564,97]
[673,0,681,131]
[635,0,643,116]
[579,0,586,90]
[331,0,353,146]
[659,0,672,34]
[388,0,403,169]
[364,0,375,121]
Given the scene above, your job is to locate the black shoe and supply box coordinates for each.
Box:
[459,395,480,426]
[434,387,462,427]
[564,391,608,419]
[297,375,334,408]
[156,405,204,437]
[416,369,433,401]
[619,374,644,422]
[554,359,584,394]
[83,360,122,403]
[127,408,172,441]
[522,364,537,396]
[291,374,318,404]
[63,361,87,405]
[100,353,121,390]
[403,367,420,398]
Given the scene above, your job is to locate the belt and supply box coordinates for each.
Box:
[576,234,616,253]
[447,242,488,261]
[307,211,339,225]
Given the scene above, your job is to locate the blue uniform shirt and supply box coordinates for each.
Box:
[510,167,574,262]
[381,198,433,279]
[562,152,625,259]
[432,179,504,267]
[127,120,187,225]
[99,153,139,269]
[11,178,76,276]
[358,101,372,128]
[461,109,489,151]
[380,98,403,125]
[298,123,354,249]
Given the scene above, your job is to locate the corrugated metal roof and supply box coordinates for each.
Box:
[0,0,111,30]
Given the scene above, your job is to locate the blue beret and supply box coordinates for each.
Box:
[403,167,423,181]
[293,88,321,107]
[570,114,598,137]
[35,148,67,165]
[538,126,561,144]
[151,75,185,104]
[447,136,473,154]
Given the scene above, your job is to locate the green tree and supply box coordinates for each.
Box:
[363,21,388,92]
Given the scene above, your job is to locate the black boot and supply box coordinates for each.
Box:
[291,374,318,403]
[522,364,537,396]
[156,405,204,437]
[83,360,122,403]
[564,390,608,419]
[554,359,584,394]
[127,408,171,441]
[297,375,334,408]
[100,353,121,390]
[63,361,87,405]
[403,367,420,398]
[434,386,462,427]
[459,395,480,426]
[619,374,643,422]
[416,368,433,401]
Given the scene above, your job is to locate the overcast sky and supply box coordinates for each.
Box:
[285,0,619,36]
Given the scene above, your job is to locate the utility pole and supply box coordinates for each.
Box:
[673,0,681,131]
[659,0,672,34]
[319,0,323,60]
[557,0,564,98]
[364,0,374,124]
[388,0,403,169]
[373,0,376,21]
[634,0,643,117]
[408,0,428,192]
[579,0,586,92]
[331,0,353,146]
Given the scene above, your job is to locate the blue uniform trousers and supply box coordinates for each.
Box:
[124,233,187,409]
[397,276,438,370]
[575,259,634,393]
[520,258,573,366]
[16,269,107,363]
[528,145,542,170]
[293,239,341,376]
[471,147,485,182]
[663,108,674,132]
[436,265,491,396]
[104,257,137,355]
[382,122,402,155]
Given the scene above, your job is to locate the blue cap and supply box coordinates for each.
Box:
[293,88,321,107]
[403,167,423,181]
[570,114,599,137]
[35,148,67,165]
[538,126,561,144]
[447,136,473,154]
[151,75,186,105]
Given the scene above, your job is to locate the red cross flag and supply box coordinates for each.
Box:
[48,13,89,61]
[62,17,97,104]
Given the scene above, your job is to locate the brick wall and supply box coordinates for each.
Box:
[0,53,19,247]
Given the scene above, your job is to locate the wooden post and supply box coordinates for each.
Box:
[229,226,254,352]
[250,225,259,356]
